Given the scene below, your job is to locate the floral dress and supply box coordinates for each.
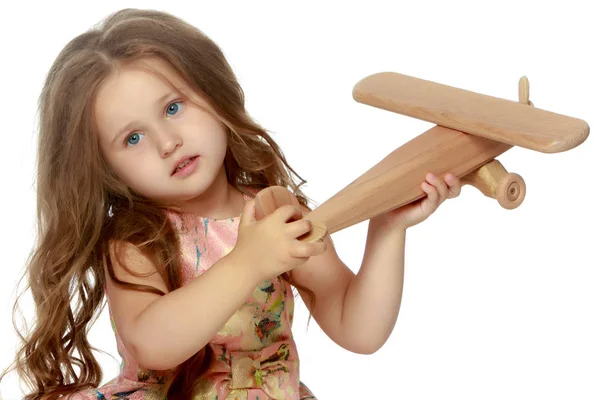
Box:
[69,188,316,400]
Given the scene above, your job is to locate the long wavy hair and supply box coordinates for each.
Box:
[2,8,315,400]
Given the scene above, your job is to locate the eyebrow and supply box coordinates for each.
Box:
[111,92,176,144]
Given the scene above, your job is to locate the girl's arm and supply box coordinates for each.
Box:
[291,208,406,355]
[105,242,259,371]
[293,174,457,354]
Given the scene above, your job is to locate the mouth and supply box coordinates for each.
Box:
[172,155,199,176]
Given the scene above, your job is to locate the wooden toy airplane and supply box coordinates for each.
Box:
[255,72,590,242]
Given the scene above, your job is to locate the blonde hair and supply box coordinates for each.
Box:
[2,8,314,399]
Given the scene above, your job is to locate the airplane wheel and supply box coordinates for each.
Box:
[496,173,526,209]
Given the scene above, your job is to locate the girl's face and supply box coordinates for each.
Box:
[95,57,229,205]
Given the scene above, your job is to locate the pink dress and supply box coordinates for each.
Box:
[69,188,316,400]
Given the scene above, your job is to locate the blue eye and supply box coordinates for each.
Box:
[166,101,183,117]
[126,132,144,146]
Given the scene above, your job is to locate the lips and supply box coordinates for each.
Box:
[172,155,198,175]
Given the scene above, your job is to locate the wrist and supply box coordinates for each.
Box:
[224,249,264,287]
[369,214,408,235]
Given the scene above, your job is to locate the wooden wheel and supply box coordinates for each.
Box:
[496,173,526,209]
[462,159,526,209]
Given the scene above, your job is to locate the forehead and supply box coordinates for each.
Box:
[95,58,183,116]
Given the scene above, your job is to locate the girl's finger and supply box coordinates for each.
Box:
[421,181,439,205]
[444,174,461,198]
[286,218,313,238]
[427,173,448,201]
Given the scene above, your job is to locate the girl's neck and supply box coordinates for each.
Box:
[175,166,245,219]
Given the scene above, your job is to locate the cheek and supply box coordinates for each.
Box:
[195,130,228,157]
[213,127,229,154]
[216,134,228,155]
[109,153,153,186]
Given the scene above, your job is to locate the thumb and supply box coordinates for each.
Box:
[240,198,257,226]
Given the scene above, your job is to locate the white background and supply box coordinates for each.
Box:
[1,1,599,399]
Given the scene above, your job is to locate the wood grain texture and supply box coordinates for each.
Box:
[255,185,328,242]
[254,185,299,220]
[254,73,589,241]
[304,126,512,236]
[352,72,589,153]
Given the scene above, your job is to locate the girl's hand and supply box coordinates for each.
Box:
[373,173,461,231]
[230,200,327,282]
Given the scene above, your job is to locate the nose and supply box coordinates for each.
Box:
[157,129,182,158]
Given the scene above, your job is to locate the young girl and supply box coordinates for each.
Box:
[4,8,460,400]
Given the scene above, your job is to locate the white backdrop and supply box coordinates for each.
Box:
[1,1,598,399]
